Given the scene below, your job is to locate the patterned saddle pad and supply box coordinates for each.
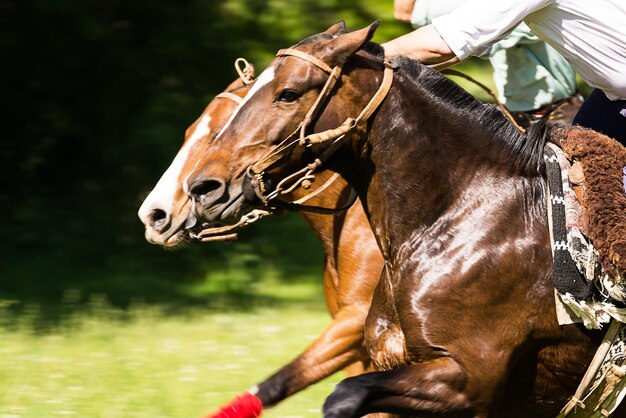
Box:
[545,124,626,329]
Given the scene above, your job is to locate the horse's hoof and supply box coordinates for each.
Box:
[323,379,367,418]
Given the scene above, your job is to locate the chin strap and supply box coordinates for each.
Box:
[190,208,270,243]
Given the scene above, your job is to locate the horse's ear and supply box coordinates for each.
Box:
[323,21,346,36]
[319,20,380,67]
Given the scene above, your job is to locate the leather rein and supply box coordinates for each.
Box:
[244,48,395,213]
[191,51,514,242]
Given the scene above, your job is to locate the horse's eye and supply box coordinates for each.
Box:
[277,89,301,103]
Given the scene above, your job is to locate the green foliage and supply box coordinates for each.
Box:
[5,0,397,307]
[1,0,494,310]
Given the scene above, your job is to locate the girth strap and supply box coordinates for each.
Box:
[544,143,593,300]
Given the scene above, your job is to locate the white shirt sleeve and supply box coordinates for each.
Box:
[432,0,554,60]
[410,0,466,28]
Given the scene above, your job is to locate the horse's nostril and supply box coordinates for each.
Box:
[189,179,225,199]
[148,208,168,230]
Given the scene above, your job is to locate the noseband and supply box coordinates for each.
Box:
[244,48,395,213]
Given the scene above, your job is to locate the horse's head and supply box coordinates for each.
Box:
[185,21,382,229]
[138,77,249,247]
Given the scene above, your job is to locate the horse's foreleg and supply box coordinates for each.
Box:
[203,306,369,417]
[323,357,477,418]
[254,305,370,408]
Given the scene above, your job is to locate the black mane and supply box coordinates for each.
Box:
[296,30,546,176]
[358,41,385,62]
[393,56,547,176]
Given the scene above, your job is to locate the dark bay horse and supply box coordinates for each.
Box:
[137,58,384,413]
[183,22,623,417]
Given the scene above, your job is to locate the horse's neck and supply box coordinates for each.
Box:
[337,70,547,260]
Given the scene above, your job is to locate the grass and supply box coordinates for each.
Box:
[0,282,343,418]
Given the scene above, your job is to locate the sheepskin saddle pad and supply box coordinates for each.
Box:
[546,124,626,306]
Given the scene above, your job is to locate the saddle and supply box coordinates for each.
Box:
[546,124,626,307]
[546,125,626,416]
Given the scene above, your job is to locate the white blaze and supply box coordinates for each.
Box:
[216,64,275,138]
[138,115,212,224]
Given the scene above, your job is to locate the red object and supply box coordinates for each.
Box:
[202,392,263,418]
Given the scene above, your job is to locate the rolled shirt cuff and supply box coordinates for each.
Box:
[432,14,492,60]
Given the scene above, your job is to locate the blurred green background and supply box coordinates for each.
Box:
[2,0,497,312]
[1,1,498,416]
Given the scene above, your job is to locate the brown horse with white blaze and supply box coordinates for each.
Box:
[184,22,626,417]
[137,56,384,416]
[138,77,247,247]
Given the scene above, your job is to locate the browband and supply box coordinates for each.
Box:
[277,48,334,75]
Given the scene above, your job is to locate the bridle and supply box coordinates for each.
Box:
[213,58,256,104]
[243,47,395,212]
[242,48,527,210]
[192,49,393,242]
[189,50,519,242]
[211,53,381,217]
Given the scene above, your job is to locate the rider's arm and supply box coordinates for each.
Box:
[393,0,415,22]
[382,24,457,66]
[407,0,465,28]
[383,0,552,65]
